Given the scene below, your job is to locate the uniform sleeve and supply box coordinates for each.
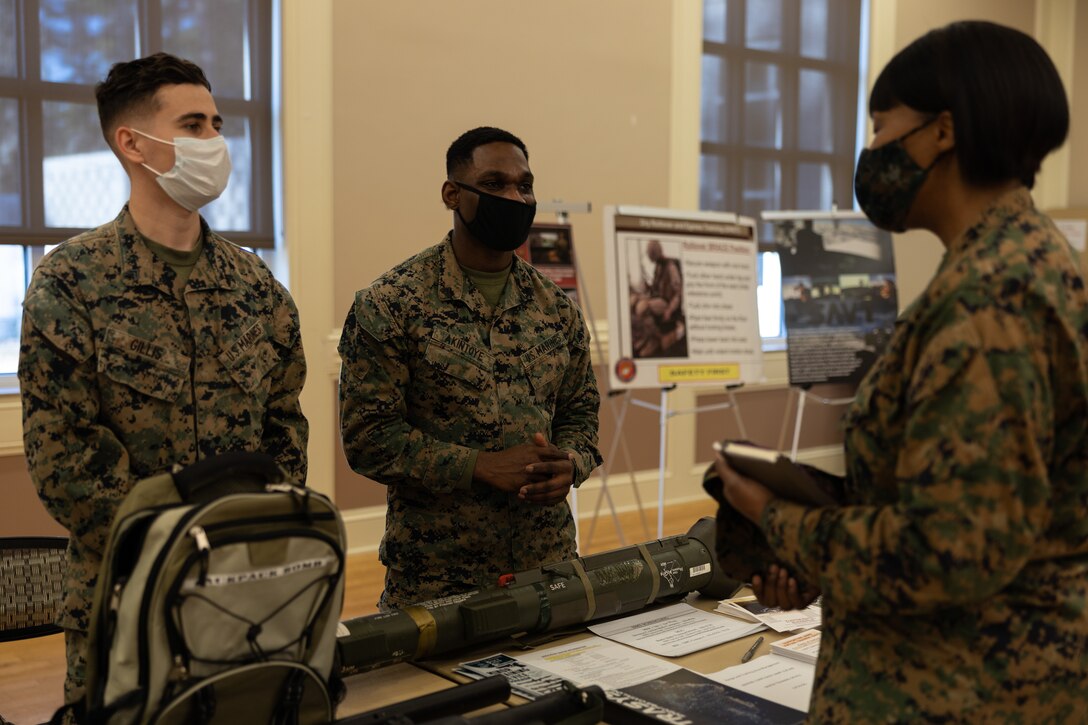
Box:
[552,306,603,486]
[337,289,476,493]
[261,279,309,485]
[762,303,1052,615]
[19,274,133,557]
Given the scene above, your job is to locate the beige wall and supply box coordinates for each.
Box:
[1069,3,1088,207]
[329,0,675,324]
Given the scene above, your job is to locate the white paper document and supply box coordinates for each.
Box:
[708,653,816,712]
[513,636,681,689]
[586,602,766,657]
[1055,218,1087,252]
[717,597,823,633]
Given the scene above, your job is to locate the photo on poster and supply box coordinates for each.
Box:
[765,212,897,386]
[605,207,763,390]
[627,237,688,359]
[516,223,578,304]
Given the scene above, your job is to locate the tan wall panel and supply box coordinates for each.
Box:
[330,0,674,327]
[893,0,1035,44]
[0,456,67,537]
[1069,2,1088,208]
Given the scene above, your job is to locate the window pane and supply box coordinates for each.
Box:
[701,55,729,144]
[797,162,833,209]
[801,0,829,58]
[43,101,128,228]
[202,120,252,232]
[700,154,730,211]
[744,159,780,242]
[0,98,21,225]
[0,0,16,77]
[704,0,728,43]
[40,0,138,84]
[163,0,250,100]
[799,69,832,152]
[746,0,783,51]
[756,251,783,338]
[745,61,782,148]
[0,245,27,375]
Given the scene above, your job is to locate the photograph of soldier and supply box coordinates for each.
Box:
[18,53,308,710]
[338,126,602,610]
[712,21,1088,722]
[628,238,688,359]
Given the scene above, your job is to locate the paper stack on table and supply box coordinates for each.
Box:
[586,602,765,656]
[716,595,822,632]
[769,629,821,665]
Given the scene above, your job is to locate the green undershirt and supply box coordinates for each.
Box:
[143,234,204,295]
[456,262,513,489]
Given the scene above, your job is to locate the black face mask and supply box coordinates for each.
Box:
[455,182,536,252]
[854,117,942,233]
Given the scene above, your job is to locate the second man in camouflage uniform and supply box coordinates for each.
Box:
[339,126,602,609]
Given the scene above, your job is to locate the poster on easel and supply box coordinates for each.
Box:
[604,206,763,390]
[762,210,897,386]
[515,222,579,304]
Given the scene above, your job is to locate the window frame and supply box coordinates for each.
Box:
[700,0,864,348]
[0,0,275,248]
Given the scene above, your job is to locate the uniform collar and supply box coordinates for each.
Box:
[437,232,532,312]
[944,187,1035,262]
[115,205,237,292]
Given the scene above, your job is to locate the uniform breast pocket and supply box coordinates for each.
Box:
[422,339,491,392]
[98,328,189,404]
[522,334,570,404]
[219,329,278,398]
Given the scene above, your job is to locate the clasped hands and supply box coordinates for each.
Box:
[475,432,574,505]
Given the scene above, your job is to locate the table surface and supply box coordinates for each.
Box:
[339,590,799,718]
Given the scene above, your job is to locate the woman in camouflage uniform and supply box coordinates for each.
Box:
[714,21,1088,722]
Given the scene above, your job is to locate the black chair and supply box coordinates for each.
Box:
[0,536,67,642]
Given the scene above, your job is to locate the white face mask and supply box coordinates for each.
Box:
[132,129,232,212]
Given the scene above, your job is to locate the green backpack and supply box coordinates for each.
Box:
[80,452,346,725]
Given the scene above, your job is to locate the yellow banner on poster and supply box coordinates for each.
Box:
[657,363,741,383]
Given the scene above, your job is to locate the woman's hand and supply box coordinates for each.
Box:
[752,563,821,610]
[713,450,776,524]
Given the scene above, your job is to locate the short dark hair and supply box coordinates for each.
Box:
[95,52,211,148]
[446,126,529,177]
[869,21,1068,189]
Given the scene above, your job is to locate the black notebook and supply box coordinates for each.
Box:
[715,441,839,507]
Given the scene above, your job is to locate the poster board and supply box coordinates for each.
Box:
[763,210,896,386]
[515,222,579,303]
[603,206,762,390]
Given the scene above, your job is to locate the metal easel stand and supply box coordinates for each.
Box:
[775,384,854,462]
[544,204,646,551]
[627,382,748,539]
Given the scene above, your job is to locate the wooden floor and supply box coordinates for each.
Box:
[0,499,716,723]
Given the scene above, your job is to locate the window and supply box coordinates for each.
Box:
[700,0,864,345]
[0,0,275,380]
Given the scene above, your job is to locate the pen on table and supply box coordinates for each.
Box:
[741,635,765,663]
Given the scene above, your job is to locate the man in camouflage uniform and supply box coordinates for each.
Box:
[338,127,601,609]
[18,54,308,709]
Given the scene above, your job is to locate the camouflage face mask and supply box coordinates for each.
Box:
[853,117,941,233]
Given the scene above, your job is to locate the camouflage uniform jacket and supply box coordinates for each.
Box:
[338,235,602,603]
[762,189,1088,722]
[19,206,308,632]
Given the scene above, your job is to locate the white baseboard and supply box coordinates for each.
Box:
[341,444,844,555]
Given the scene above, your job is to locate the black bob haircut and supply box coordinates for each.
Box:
[446,127,529,177]
[95,52,211,149]
[869,21,1068,189]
